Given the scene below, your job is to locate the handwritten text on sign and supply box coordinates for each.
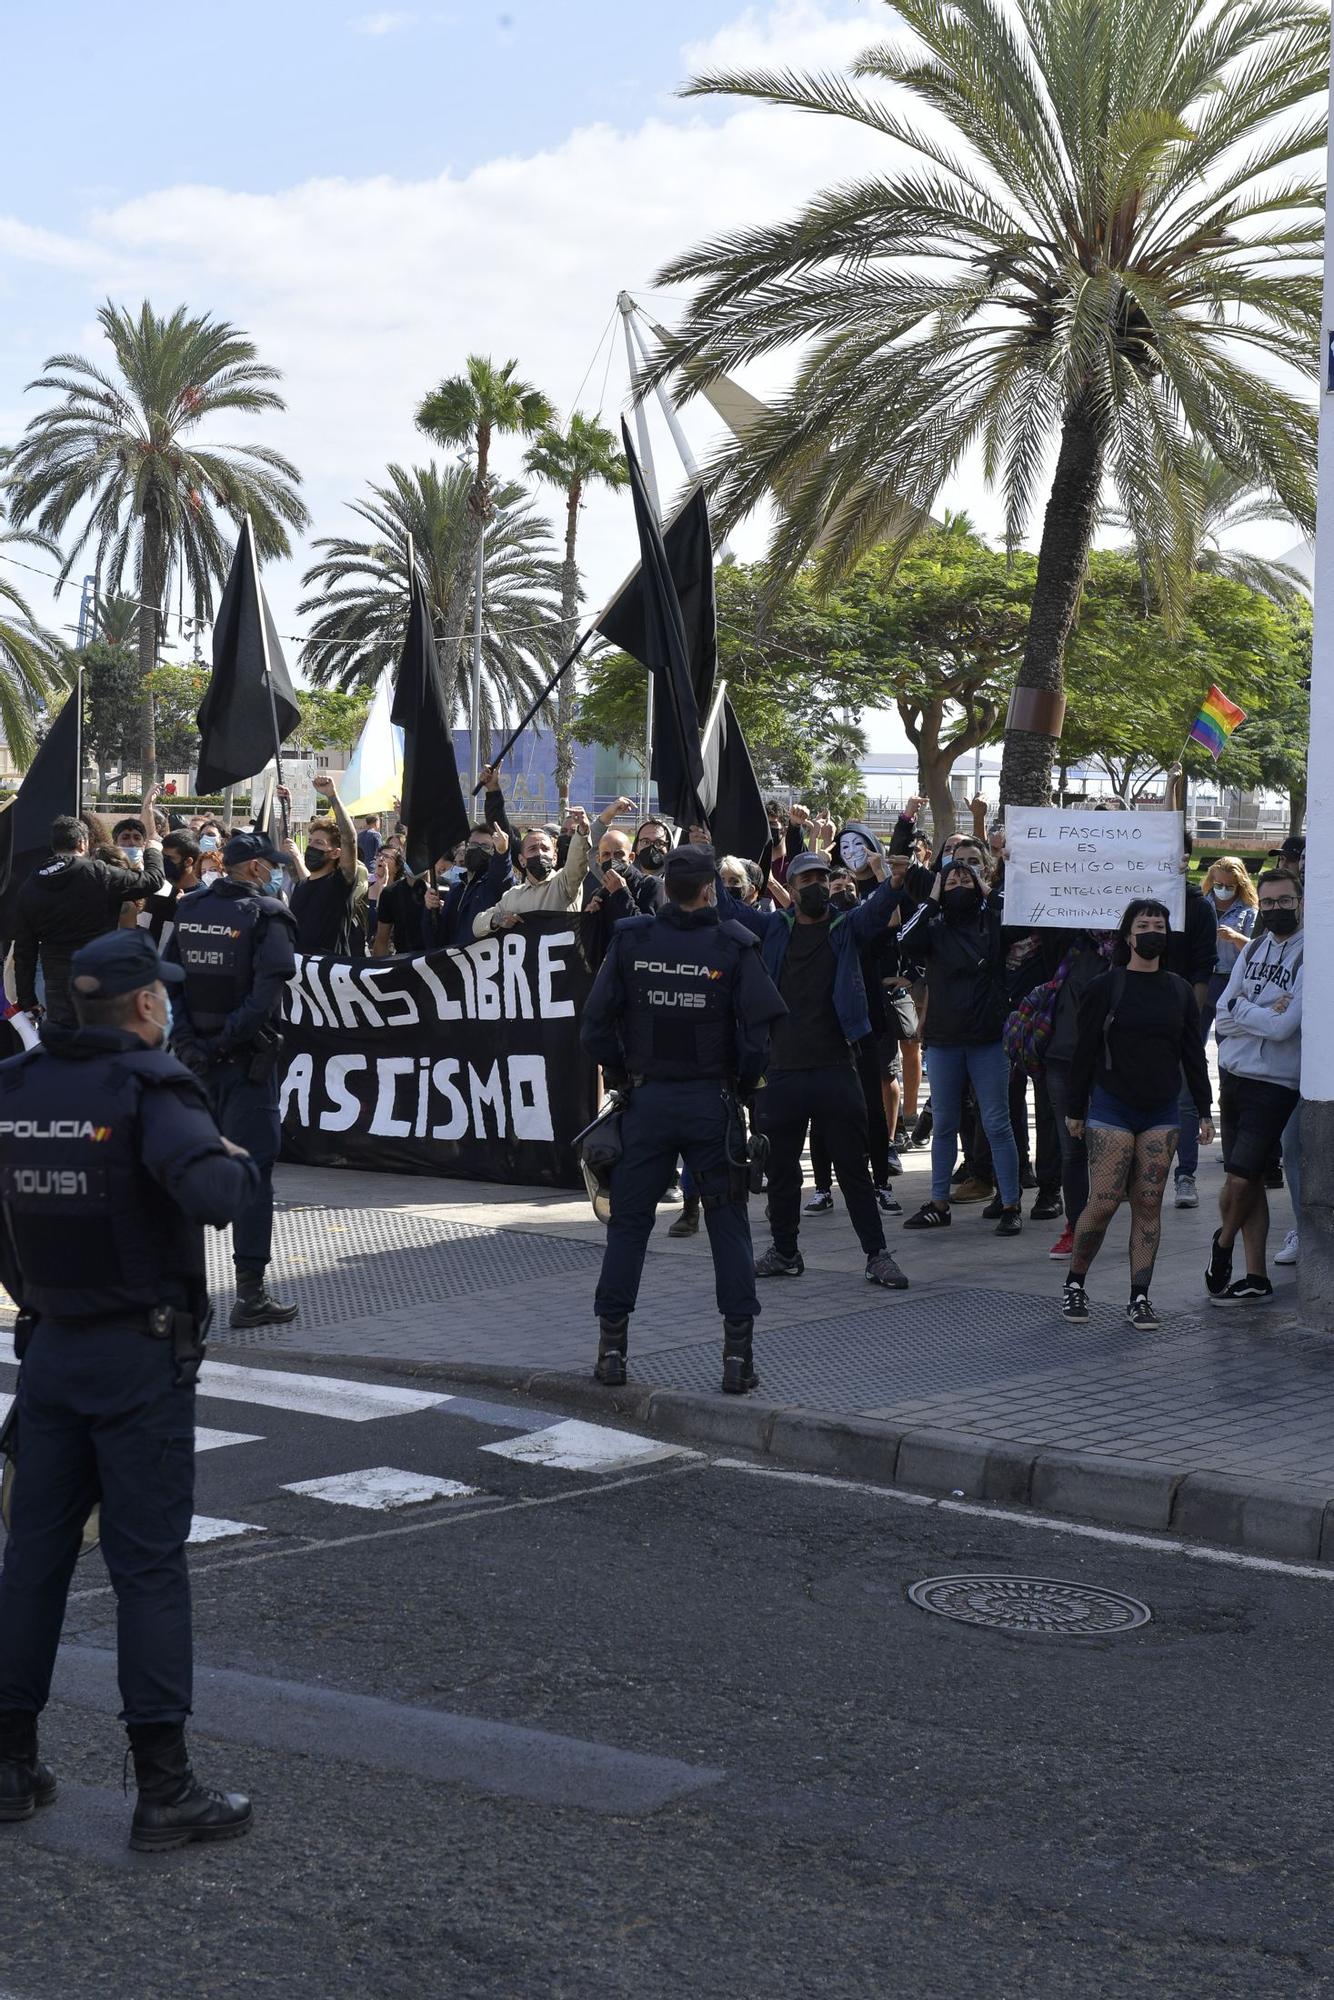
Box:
[1003,809,1185,928]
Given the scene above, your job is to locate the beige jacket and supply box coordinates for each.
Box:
[473,828,591,937]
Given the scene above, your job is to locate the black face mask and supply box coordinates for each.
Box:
[830,888,857,911]
[637,842,668,872]
[163,855,184,885]
[1131,931,1167,960]
[524,855,554,882]
[796,881,831,918]
[942,887,979,918]
[465,843,491,874]
[1260,908,1299,937]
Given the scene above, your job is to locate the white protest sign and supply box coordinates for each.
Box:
[1003,808,1185,929]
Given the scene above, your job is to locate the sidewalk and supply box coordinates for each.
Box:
[207,1133,1334,1564]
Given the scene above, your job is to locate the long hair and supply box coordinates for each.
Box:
[1203,855,1258,909]
[1112,898,1172,966]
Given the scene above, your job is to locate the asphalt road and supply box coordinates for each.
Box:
[0,1353,1330,2000]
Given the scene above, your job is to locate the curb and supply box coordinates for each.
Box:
[232,1345,1334,1567]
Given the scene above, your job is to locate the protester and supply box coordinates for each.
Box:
[356,816,382,877]
[135,830,203,952]
[805,850,902,1215]
[763,801,809,888]
[1199,856,1258,1042]
[1207,871,1303,1307]
[1063,900,1212,1329]
[13,790,166,1028]
[1167,832,1218,1210]
[424,822,511,949]
[1035,929,1114,1258]
[370,848,421,956]
[284,777,363,955]
[476,807,593,937]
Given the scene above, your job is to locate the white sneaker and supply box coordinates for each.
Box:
[1274,1229,1299,1267]
[1174,1174,1198,1209]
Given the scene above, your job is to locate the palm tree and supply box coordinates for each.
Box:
[524,413,628,809]
[91,594,141,647]
[4,300,309,784]
[0,514,71,768]
[653,0,1325,804]
[415,356,553,700]
[297,464,563,744]
[1106,446,1308,603]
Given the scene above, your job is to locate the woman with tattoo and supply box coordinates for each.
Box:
[1062,900,1214,1329]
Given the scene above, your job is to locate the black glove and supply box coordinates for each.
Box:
[172,1036,214,1080]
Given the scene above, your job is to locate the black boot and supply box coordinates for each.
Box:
[230,1268,299,1328]
[721,1317,758,1395]
[594,1316,628,1387]
[0,1710,56,1824]
[668,1195,701,1239]
[127,1723,252,1853]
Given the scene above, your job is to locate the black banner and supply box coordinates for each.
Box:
[277,917,595,1188]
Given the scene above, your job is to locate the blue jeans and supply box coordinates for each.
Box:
[924,1042,1020,1207]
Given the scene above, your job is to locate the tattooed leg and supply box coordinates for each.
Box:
[1070,1126,1135,1281]
[1128,1126,1178,1294]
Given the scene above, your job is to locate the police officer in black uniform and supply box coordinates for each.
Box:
[164,830,299,1327]
[0,929,260,1849]
[581,843,786,1394]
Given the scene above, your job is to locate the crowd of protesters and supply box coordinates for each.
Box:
[2,761,1305,1331]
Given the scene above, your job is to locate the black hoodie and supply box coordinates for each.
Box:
[13,848,166,1024]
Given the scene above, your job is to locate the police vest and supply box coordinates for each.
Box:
[0,1044,207,1319]
[618,915,755,1079]
[173,884,286,1036]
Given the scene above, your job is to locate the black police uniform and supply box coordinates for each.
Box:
[0,930,259,1844]
[163,860,298,1322]
[580,858,786,1392]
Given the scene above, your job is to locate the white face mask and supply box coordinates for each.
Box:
[1212,885,1236,903]
[839,833,871,871]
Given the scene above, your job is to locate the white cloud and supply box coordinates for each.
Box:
[349,11,416,35]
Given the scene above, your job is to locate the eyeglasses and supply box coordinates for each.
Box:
[1260,896,1298,910]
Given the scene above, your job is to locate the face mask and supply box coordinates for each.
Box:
[1212,885,1236,904]
[830,887,857,911]
[147,996,170,1050]
[796,881,831,917]
[943,887,979,917]
[465,843,491,874]
[838,834,871,872]
[163,856,183,884]
[1131,931,1167,960]
[1260,908,1299,937]
[524,854,554,882]
[307,848,331,871]
[267,869,285,897]
[198,834,218,853]
[120,846,143,866]
[637,842,668,871]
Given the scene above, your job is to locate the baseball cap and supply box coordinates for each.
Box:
[1268,835,1305,860]
[69,929,184,1000]
[787,851,832,884]
[223,830,285,867]
[664,842,716,889]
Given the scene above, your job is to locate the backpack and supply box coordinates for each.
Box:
[1003,949,1075,1076]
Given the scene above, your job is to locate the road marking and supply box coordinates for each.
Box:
[711,1461,1334,1585]
[194,1427,263,1453]
[480,1418,696,1473]
[283,1467,480,1510]
[0,1392,9,1425]
[188,1516,267,1545]
[197,1359,453,1423]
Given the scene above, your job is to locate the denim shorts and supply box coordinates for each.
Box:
[1087,1086,1180,1137]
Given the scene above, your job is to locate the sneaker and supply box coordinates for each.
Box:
[981,1193,1005,1220]
[903,1202,951,1230]
[1210,1275,1275,1307]
[895,1120,912,1148]
[865,1249,909,1290]
[910,1106,933,1147]
[951,1177,994,1204]
[1174,1174,1198,1209]
[1126,1294,1160,1331]
[755,1245,805,1279]
[660,1182,685,1207]
[876,1186,903,1215]
[1274,1229,1299,1267]
[884,1145,904,1177]
[994,1206,1023,1237]
[1049,1225,1075,1260]
[1205,1229,1234,1298]
[1018,1163,1038,1190]
[1031,1193,1064,1222]
[1062,1280,1090,1323]
[803,1189,834,1215]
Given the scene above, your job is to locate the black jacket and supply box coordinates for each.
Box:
[1166,884,1218,993]
[912,902,1011,1047]
[13,849,166,1024]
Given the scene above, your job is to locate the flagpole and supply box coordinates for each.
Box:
[620,293,658,820]
[246,514,287,841]
[74,662,84,820]
[472,622,599,792]
[468,530,486,796]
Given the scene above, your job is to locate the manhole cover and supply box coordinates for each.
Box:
[907,1575,1151,1636]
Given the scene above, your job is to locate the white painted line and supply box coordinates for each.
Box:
[480,1419,695,1474]
[0,1335,14,1367]
[194,1427,263,1454]
[711,1460,1334,1585]
[189,1516,267,1545]
[197,1360,453,1424]
[0,1392,10,1426]
[282,1467,480,1511]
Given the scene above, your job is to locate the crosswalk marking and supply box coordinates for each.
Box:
[198,1360,453,1424]
[283,1467,481,1510]
[189,1516,267,1545]
[195,1427,263,1454]
[480,1419,694,1474]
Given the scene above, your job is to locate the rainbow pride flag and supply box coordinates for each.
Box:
[1189,684,1247,761]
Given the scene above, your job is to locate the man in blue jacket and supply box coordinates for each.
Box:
[720,849,910,1289]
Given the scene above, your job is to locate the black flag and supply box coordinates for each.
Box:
[391,565,468,876]
[596,428,707,830]
[196,519,300,794]
[0,690,82,941]
[701,693,770,865]
[597,483,717,720]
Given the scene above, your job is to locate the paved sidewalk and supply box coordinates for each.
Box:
[199,1132,1334,1562]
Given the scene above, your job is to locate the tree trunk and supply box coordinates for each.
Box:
[1289,778,1307,837]
[999,397,1105,808]
[138,510,166,787]
[554,482,581,814]
[920,753,957,846]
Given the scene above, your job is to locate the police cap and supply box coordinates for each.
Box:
[224,829,285,867]
[69,928,185,1000]
[664,842,715,890]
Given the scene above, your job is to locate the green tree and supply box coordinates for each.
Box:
[654,0,1324,808]
[5,300,309,783]
[297,463,561,736]
[1105,446,1308,604]
[524,413,628,809]
[292,689,370,756]
[144,663,210,778]
[415,356,553,701]
[81,640,142,795]
[1203,603,1310,831]
[0,513,69,769]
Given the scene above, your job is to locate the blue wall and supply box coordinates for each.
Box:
[452,729,654,824]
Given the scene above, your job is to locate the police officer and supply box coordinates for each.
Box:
[0,929,260,1849]
[581,843,787,1394]
[164,830,299,1327]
